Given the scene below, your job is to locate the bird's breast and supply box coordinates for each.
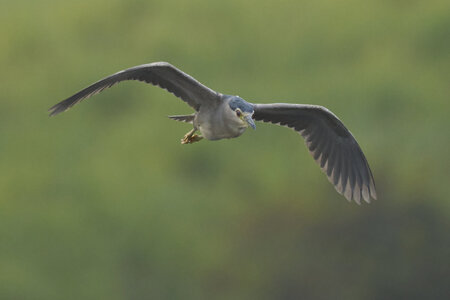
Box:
[196,103,246,141]
[198,122,245,141]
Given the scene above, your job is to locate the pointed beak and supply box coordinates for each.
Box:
[245,114,256,130]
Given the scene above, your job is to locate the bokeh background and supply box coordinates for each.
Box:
[1,0,449,299]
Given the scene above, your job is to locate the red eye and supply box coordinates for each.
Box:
[236,110,242,117]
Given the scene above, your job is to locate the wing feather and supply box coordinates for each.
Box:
[49,62,220,116]
[253,103,376,204]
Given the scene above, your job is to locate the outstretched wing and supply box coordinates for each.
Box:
[49,62,220,116]
[253,103,376,204]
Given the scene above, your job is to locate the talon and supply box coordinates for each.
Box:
[190,134,202,142]
[181,134,203,144]
[180,128,203,144]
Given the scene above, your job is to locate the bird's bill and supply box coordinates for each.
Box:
[244,114,256,129]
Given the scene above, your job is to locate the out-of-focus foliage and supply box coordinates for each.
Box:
[0,0,449,299]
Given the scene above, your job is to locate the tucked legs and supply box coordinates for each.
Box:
[181,128,203,144]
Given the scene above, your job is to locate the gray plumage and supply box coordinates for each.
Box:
[49,62,376,204]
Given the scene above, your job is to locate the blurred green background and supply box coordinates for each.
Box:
[1,0,449,299]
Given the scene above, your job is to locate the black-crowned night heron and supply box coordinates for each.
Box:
[49,62,376,204]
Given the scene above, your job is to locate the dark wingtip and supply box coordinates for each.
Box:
[48,97,74,116]
[48,107,58,117]
[48,104,64,117]
[48,108,57,117]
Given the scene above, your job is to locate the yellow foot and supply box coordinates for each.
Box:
[181,134,203,144]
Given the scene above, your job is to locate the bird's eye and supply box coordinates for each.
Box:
[236,110,242,117]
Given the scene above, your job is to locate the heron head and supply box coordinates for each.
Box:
[228,96,256,129]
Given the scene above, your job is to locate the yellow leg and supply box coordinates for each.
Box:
[181,129,203,144]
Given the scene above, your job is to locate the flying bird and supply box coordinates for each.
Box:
[49,62,376,204]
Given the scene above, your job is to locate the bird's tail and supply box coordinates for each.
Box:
[168,114,195,124]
